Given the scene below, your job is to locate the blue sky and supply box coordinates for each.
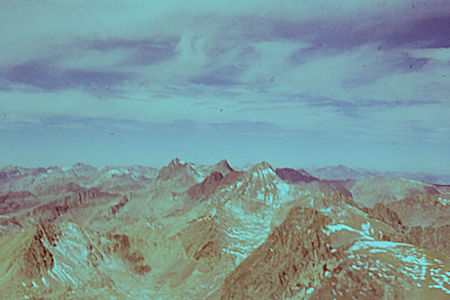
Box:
[0,1,449,172]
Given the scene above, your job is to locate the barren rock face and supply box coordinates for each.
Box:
[366,203,404,231]
[387,193,450,227]
[407,225,450,254]
[187,171,225,203]
[21,224,59,278]
[0,190,37,215]
[217,207,337,299]
[275,168,318,183]
[0,160,448,299]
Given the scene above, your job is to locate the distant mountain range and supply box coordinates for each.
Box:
[304,165,450,185]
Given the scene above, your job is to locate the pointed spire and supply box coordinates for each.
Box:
[215,159,233,172]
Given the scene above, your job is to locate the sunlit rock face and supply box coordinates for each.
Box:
[0,160,449,299]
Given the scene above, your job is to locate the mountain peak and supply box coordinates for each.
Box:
[169,157,186,166]
[212,159,233,176]
[246,162,280,183]
[164,158,198,173]
[71,163,95,172]
[216,159,231,168]
[250,161,273,171]
[156,158,204,185]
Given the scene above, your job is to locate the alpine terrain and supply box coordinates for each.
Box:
[0,160,448,299]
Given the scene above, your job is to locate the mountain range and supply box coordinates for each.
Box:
[304,165,450,185]
[0,160,448,299]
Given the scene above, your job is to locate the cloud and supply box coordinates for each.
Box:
[233,106,292,113]
[54,37,181,70]
[5,60,132,91]
[190,66,243,86]
[384,15,450,49]
[409,47,450,62]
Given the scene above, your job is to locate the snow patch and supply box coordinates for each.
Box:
[437,197,449,206]
[370,248,388,253]
[107,168,129,177]
[396,248,431,266]
[429,267,450,294]
[361,221,371,234]
[428,284,450,294]
[41,276,48,287]
[275,181,290,200]
[349,240,411,252]
[261,168,276,177]
[222,203,272,265]
[326,224,374,241]
[320,206,333,214]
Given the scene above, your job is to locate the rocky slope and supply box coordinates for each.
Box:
[0,221,154,299]
[275,168,318,183]
[348,177,437,208]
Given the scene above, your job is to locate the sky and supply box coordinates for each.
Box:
[0,0,449,172]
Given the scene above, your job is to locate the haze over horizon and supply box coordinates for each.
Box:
[1,1,449,173]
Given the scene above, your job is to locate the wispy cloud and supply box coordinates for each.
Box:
[5,60,133,91]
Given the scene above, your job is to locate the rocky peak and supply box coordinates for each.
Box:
[155,158,206,189]
[158,158,193,179]
[246,161,279,182]
[251,161,273,171]
[213,159,233,176]
[69,163,96,178]
[169,157,185,167]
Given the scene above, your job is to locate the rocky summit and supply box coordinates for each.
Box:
[0,160,448,299]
